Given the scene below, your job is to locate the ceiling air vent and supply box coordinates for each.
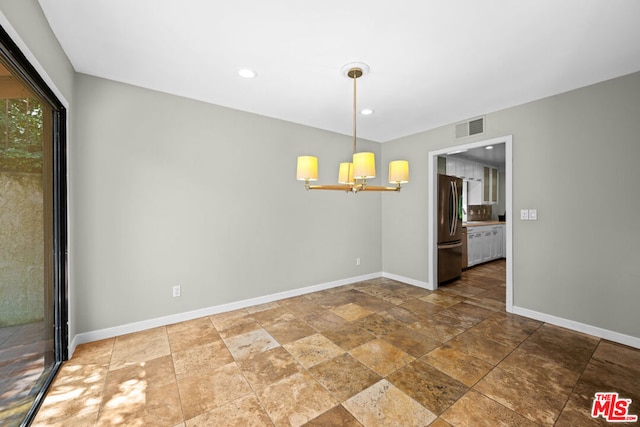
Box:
[455,116,485,139]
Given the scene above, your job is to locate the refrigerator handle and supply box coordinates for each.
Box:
[454,182,460,234]
[449,181,455,236]
[452,181,458,236]
[455,181,459,235]
[439,241,462,249]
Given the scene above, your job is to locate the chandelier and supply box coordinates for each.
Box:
[296,63,409,193]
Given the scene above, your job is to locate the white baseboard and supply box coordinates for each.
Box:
[69,272,382,356]
[512,305,640,349]
[69,274,640,357]
[382,272,432,290]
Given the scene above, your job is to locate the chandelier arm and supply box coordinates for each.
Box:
[358,185,402,192]
[307,184,353,191]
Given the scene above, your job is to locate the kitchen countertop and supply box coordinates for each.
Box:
[463,221,506,227]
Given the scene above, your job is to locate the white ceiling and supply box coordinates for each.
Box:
[449,143,506,167]
[38,0,640,143]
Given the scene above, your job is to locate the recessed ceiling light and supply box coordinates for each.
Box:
[485,145,494,150]
[360,108,374,115]
[447,149,467,155]
[238,68,257,79]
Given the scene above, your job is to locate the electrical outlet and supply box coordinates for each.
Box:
[172,285,181,297]
[520,209,529,220]
[528,209,537,220]
[356,257,361,266]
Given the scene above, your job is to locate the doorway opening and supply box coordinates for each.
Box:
[0,25,68,426]
[428,135,513,313]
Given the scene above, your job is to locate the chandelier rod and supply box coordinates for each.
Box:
[352,69,357,155]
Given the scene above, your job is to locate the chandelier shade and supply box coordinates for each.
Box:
[388,160,409,184]
[296,156,318,181]
[296,62,408,193]
[353,152,376,179]
[338,162,354,184]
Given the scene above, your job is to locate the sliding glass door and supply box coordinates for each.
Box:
[0,25,67,426]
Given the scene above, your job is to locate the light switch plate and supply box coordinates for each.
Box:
[520,209,529,220]
[529,209,537,220]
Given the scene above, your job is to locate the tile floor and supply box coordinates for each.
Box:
[32,260,640,426]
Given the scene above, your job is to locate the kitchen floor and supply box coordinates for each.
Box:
[33,260,639,426]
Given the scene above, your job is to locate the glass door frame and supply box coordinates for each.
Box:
[0,24,68,425]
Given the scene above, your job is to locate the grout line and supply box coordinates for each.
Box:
[37,261,625,425]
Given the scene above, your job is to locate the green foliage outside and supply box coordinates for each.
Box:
[0,98,43,173]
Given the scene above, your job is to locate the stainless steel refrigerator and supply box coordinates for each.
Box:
[437,174,463,283]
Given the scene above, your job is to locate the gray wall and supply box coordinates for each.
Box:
[0,1,74,98]
[3,1,638,345]
[73,74,382,332]
[382,71,640,339]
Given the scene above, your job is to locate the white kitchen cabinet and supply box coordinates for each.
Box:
[465,160,483,181]
[467,228,483,266]
[447,157,483,181]
[464,161,475,180]
[447,158,498,205]
[466,224,505,267]
[494,226,504,258]
[468,181,482,205]
[491,168,498,203]
[446,157,458,176]
[488,227,500,259]
[482,229,493,261]
[473,163,484,181]
[482,166,499,204]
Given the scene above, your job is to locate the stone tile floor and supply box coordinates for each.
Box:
[31,260,640,426]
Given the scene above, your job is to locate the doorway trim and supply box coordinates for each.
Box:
[428,135,513,313]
